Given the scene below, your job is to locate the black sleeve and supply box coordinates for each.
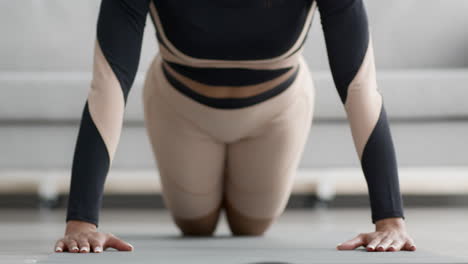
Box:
[66,0,150,228]
[315,0,405,223]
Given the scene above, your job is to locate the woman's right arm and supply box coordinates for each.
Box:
[55,0,151,253]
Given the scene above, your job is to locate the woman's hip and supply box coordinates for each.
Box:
[142,53,315,143]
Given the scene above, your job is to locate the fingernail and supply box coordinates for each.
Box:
[336,243,342,246]
[367,246,375,250]
[94,247,102,253]
[71,246,79,252]
[55,247,62,252]
[128,243,134,250]
[80,247,89,252]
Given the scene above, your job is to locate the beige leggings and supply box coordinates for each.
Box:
[142,53,315,236]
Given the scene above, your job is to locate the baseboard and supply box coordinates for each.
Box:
[1,167,468,200]
[3,193,468,209]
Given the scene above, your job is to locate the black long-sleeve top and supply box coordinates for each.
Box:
[66,0,405,228]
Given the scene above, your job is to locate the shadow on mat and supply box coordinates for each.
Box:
[117,233,258,240]
[245,262,294,264]
[111,233,360,253]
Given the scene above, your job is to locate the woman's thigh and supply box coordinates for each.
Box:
[224,77,315,232]
[143,66,226,229]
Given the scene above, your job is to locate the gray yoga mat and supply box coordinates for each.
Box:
[38,231,467,264]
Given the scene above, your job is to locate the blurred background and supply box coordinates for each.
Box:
[0,0,467,213]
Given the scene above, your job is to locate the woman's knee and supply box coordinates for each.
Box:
[173,206,222,237]
[223,197,276,236]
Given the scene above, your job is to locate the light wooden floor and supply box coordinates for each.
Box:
[1,208,467,263]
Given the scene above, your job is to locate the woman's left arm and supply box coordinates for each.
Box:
[314,0,416,251]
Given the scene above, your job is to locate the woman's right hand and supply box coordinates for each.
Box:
[54,220,134,253]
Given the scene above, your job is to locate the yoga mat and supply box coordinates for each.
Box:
[38,231,467,264]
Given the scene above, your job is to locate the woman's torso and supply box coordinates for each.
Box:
[149,0,316,98]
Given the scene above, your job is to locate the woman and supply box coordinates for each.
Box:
[55,0,416,254]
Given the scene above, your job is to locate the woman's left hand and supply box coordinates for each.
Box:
[336,217,416,252]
